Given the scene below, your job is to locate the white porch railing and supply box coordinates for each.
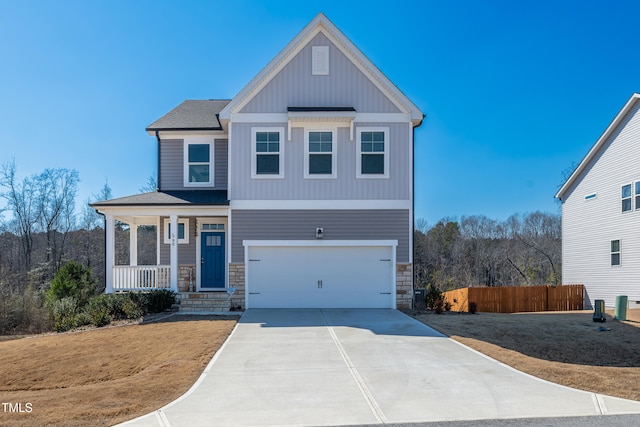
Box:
[112,266,171,291]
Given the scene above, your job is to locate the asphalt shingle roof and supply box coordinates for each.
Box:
[146,100,231,131]
[91,190,229,207]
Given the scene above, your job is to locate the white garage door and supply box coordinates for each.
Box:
[246,243,395,308]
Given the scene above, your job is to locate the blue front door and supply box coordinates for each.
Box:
[201,232,225,289]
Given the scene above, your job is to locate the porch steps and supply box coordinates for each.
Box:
[177,292,232,312]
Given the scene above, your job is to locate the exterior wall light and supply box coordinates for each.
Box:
[316,227,324,239]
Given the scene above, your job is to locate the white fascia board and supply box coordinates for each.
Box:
[230,199,411,210]
[152,131,228,140]
[94,206,230,218]
[220,13,423,121]
[556,93,640,199]
[230,112,412,123]
[243,239,398,248]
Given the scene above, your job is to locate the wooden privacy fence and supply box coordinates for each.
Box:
[442,284,584,313]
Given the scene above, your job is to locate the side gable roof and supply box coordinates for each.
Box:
[146,100,231,132]
[219,13,423,125]
[555,93,640,200]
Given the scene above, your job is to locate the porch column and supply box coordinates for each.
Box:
[105,214,115,294]
[129,223,138,267]
[156,217,161,265]
[170,214,179,292]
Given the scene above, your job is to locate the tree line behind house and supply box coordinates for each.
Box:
[414,211,561,292]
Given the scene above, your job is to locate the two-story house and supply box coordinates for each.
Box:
[556,93,640,308]
[92,13,424,310]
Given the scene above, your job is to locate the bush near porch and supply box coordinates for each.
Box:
[45,261,177,332]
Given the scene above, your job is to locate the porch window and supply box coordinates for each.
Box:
[357,128,389,178]
[184,138,214,187]
[305,129,336,178]
[252,127,284,178]
[164,218,189,244]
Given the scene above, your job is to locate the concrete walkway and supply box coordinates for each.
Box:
[119,309,640,427]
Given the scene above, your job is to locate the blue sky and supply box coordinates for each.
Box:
[1,0,639,226]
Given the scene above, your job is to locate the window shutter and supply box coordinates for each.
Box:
[312,46,329,75]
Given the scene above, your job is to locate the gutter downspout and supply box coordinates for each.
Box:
[412,114,426,307]
[155,130,161,190]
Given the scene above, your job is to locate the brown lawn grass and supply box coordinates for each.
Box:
[0,315,237,427]
[413,308,640,401]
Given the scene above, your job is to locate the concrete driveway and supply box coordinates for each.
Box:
[120,309,640,426]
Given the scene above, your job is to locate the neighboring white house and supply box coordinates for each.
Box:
[92,13,424,310]
[556,93,640,309]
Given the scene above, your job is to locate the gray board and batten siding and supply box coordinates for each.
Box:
[231,209,410,263]
[240,33,401,114]
[229,123,410,200]
[159,139,228,191]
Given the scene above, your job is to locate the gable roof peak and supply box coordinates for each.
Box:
[556,92,640,199]
[219,13,423,124]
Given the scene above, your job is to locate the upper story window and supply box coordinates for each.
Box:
[252,127,284,179]
[634,182,640,210]
[184,138,214,187]
[357,128,389,178]
[305,130,336,178]
[164,218,189,244]
[611,239,621,266]
[622,184,632,212]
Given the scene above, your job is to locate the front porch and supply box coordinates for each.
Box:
[92,190,233,296]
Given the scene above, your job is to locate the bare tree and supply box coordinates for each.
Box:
[36,168,79,274]
[0,161,39,273]
[139,173,158,193]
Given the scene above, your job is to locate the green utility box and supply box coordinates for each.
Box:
[614,295,628,321]
[593,299,606,323]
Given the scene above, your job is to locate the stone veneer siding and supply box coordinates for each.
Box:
[396,263,413,310]
[229,263,245,310]
[178,264,197,292]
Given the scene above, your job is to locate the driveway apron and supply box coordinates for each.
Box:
[120,309,640,427]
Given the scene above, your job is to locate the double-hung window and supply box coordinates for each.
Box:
[164,218,189,244]
[252,128,284,178]
[622,184,632,212]
[357,128,389,178]
[611,239,621,266]
[184,138,214,187]
[305,130,336,178]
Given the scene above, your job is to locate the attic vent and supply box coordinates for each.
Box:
[312,46,329,75]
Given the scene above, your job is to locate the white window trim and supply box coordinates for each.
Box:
[251,127,285,179]
[622,183,632,212]
[304,127,337,179]
[164,218,189,244]
[356,127,389,179]
[611,239,621,267]
[183,137,215,187]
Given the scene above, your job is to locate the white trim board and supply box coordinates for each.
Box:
[230,199,410,210]
[243,239,398,248]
